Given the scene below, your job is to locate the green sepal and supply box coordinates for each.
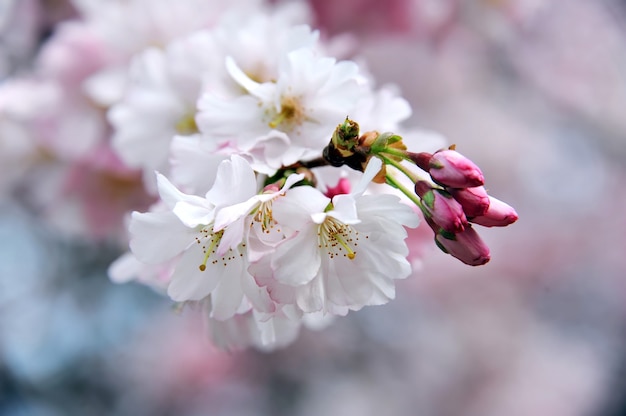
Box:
[434,238,449,254]
[438,229,457,240]
[371,132,402,153]
[422,190,435,210]
[263,168,315,189]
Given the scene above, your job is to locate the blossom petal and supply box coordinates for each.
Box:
[329,194,360,225]
[273,186,329,229]
[205,155,257,208]
[271,227,321,286]
[156,172,210,211]
[352,157,383,196]
[173,200,214,227]
[209,258,245,320]
[167,243,222,301]
[129,210,194,264]
[225,56,261,94]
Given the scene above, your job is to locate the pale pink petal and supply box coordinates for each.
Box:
[272,186,329,229]
[129,211,194,264]
[167,244,222,301]
[205,155,257,207]
[271,227,321,286]
[209,258,246,320]
[173,200,214,228]
[155,172,208,210]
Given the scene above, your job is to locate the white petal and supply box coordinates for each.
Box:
[295,272,325,313]
[129,211,194,264]
[282,172,305,190]
[205,155,257,207]
[329,194,360,225]
[196,93,266,145]
[326,258,374,309]
[214,198,258,232]
[356,194,419,228]
[170,134,227,195]
[107,252,140,283]
[352,157,383,196]
[216,217,246,256]
[225,56,261,93]
[167,244,222,301]
[241,272,274,314]
[271,227,321,286]
[156,172,209,210]
[173,200,214,228]
[272,186,329,230]
[209,258,245,320]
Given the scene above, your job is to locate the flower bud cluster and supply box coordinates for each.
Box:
[410,148,518,266]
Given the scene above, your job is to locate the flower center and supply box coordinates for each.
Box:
[254,200,275,233]
[318,217,358,260]
[175,113,199,135]
[194,228,243,271]
[268,96,304,130]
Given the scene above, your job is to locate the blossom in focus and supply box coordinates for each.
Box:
[130,157,278,319]
[197,36,364,171]
[251,159,419,315]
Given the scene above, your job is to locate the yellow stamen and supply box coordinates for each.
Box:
[319,218,358,260]
[269,110,288,129]
[334,233,356,260]
[176,113,199,135]
[199,231,222,271]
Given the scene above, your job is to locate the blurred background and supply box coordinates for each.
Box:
[1,0,626,415]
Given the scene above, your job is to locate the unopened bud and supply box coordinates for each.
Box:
[469,196,518,227]
[331,118,360,156]
[324,177,351,199]
[449,186,490,217]
[407,151,433,172]
[435,226,490,266]
[429,149,484,188]
[415,181,467,233]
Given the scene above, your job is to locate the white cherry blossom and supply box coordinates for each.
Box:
[250,159,420,315]
[128,155,302,320]
[109,31,219,191]
[197,40,365,170]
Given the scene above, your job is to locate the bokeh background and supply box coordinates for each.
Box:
[1,0,626,415]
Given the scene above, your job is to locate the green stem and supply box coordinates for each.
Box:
[384,171,425,212]
[378,147,411,161]
[380,155,418,183]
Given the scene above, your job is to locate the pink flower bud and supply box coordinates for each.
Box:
[435,226,491,266]
[324,177,351,199]
[407,151,433,172]
[415,181,467,233]
[448,186,490,217]
[429,150,484,188]
[469,196,518,227]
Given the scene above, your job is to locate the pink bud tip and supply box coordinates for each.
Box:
[429,150,484,188]
[417,183,468,233]
[408,152,433,172]
[469,196,518,227]
[435,226,491,266]
[449,186,490,217]
[324,177,351,199]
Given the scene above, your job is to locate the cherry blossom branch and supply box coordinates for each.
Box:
[322,118,518,266]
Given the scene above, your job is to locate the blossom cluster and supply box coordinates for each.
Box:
[0,0,517,350]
